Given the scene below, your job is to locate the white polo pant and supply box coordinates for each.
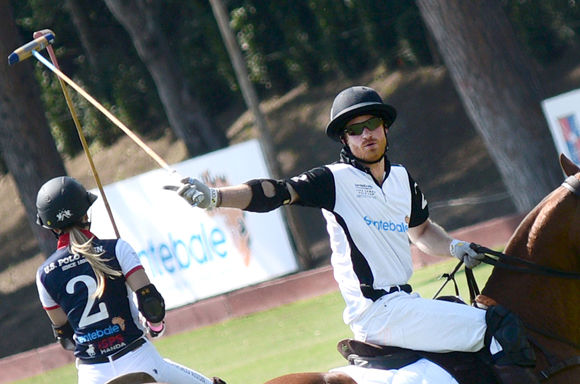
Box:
[76,339,213,384]
[349,292,489,353]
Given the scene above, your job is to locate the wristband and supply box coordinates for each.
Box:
[449,239,463,258]
[147,321,164,332]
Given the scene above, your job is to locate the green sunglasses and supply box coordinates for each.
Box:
[343,117,384,136]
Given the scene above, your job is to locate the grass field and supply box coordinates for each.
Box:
[14,260,493,384]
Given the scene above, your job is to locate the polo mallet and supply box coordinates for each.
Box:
[31,29,120,238]
[9,31,188,222]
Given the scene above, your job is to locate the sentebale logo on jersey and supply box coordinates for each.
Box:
[77,325,121,344]
[364,216,408,233]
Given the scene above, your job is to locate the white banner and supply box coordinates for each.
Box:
[89,139,299,309]
[542,88,580,165]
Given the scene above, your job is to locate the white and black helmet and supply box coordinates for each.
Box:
[36,176,98,229]
[326,86,397,142]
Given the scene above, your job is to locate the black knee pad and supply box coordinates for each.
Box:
[485,305,535,367]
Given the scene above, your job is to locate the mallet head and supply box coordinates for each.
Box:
[8,32,55,65]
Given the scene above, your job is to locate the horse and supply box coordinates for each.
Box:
[261,154,580,384]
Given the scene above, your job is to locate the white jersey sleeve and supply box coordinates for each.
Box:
[36,269,58,309]
[115,239,143,277]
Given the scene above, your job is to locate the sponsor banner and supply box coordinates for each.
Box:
[89,139,299,309]
[542,88,580,165]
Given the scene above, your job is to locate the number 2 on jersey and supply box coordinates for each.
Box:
[67,275,109,327]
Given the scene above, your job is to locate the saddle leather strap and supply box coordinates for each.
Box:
[348,352,421,370]
[524,323,580,381]
[538,355,580,381]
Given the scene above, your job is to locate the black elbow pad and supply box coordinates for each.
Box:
[244,179,291,212]
[52,322,76,351]
[136,283,166,323]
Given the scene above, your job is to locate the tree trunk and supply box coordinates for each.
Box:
[415,0,562,212]
[64,0,101,76]
[0,0,67,257]
[104,0,228,157]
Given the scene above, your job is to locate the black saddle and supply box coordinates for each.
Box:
[337,338,501,384]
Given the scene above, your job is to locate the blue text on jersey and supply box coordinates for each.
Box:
[77,324,121,343]
[364,216,409,233]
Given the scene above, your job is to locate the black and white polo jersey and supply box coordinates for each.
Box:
[288,155,429,324]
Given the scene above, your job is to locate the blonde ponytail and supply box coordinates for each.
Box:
[68,226,122,298]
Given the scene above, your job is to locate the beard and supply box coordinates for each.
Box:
[351,138,388,165]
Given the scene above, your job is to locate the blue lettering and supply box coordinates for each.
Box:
[171,234,190,268]
[159,244,175,273]
[210,228,227,258]
[139,241,163,277]
[77,325,121,343]
[364,216,408,233]
[136,223,233,275]
[189,234,207,263]
[200,224,213,262]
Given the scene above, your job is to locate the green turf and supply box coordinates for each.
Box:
[13,260,493,384]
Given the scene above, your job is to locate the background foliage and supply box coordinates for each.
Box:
[8,0,580,159]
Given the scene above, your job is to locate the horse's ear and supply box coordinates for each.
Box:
[559,153,580,176]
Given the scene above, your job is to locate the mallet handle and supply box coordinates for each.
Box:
[31,50,181,180]
[33,30,121,239]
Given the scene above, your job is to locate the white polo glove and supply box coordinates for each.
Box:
[176,177,220,209]
[450,239,484,269]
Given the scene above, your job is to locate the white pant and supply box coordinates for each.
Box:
[76,339,213,384]
[350,292,488,353]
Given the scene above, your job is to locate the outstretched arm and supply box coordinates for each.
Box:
[174,178,299,211]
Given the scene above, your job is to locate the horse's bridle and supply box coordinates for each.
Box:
[469,176,580,382]
[562,175,580,197]
[436,176,580,381]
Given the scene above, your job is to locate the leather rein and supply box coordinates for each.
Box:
[436,176,580,381]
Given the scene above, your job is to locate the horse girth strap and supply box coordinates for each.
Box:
[538,355,580,381]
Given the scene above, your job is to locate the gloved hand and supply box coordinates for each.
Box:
[450,239,484,269]
[176,177,220,208]
[146,321,165,339]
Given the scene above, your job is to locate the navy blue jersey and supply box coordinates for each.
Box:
[37,236,145,360]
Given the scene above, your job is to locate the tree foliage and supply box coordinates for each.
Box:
[6,0,580,159]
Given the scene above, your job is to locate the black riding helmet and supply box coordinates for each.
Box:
[36,176,98,229]
[326,86,397,142]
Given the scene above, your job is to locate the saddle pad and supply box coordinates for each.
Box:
[330,360,459,384]
[337,339,499,384]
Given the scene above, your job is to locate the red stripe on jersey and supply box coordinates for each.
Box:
[125,265,144,279]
